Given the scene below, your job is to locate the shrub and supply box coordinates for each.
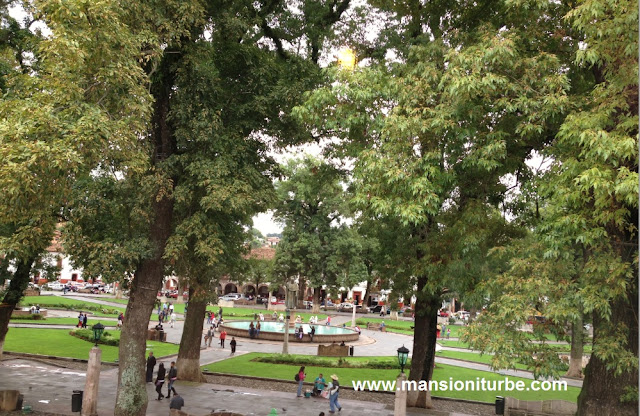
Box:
[251,355,411,370]
[11,314,46,321]
[70,329,119,346]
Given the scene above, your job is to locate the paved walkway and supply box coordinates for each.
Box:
[0,359,468,416]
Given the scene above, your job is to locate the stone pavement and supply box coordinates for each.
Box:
[0,359,471,416]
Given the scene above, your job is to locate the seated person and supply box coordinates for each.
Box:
[155,323,164,331]
[313,373,326,396]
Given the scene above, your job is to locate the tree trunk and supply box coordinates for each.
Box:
[176,293,206,382]
[311,286,321,314]
[406,275,439,409]
[364,279,372,306]
[577,286,638,415]
[297,278,306,308]
[114,52,176,416]
[0,258,34,359]
[565,316,584,378]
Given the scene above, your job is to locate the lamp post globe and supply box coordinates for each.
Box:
[92,322,105,346]
[397,345,410,373]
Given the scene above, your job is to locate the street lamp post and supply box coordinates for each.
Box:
[351,293,357,328]
[81,323,104,416]
[394,345,410,416]
[283,307,291,354]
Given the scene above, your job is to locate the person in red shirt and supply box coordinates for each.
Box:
[219,329,227,348]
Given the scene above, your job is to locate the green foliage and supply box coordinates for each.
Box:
[71,329,119,346]
[251,354,408,369]
[272,157,367,292]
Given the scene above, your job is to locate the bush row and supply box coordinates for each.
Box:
[251,355,411,370]
[69,329,119,346]
[10,314,46,321]
[20,302,121,315]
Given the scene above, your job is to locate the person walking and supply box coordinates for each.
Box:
[167,361,178,398]
[77,312,83,328]
[328,374,341,413]
[296,366,306,397]
[155,363,166,400]
[230,337,237,355]
[117,312,124,329]
[82,313,88,329]
[219,329,227,348]
[206,327,214,347]
[170,311,176,328]
[146,352,157,382]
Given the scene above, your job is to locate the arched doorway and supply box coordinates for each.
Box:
[258,285,270,297]
[243,284,256,296]
[224,283,238,294]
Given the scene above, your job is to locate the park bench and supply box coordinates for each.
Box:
[366,322,386,332]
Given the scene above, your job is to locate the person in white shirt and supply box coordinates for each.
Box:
[170,312,176,328]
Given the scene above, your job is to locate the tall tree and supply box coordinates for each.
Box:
[296,0,573,407]
[272,157,364,311]
[0,0,152,358]
[63,1,354,414]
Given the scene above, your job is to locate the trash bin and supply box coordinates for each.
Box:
[158,330,165,342]
[495,396,504,415]
[16,394,24,411]
[71,390,83,412]
[349,346,354,356]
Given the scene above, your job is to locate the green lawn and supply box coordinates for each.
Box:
[4,328,179,362]
[436,350,529,370]
[202,352,580,403]
[19,296,160,320]
[10,317,118,326]
[438,339,591,354]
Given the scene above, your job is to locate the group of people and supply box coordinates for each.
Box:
[248,321,261,338]
[296,367,342,413]
[436,323,451,339]
[145,352,184,410]
[76,312,88,328]
[29,305,41,314]
[156,302,176,328]
[294,325,316,341]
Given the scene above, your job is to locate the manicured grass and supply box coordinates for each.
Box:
[438,340,592,354]
[355,317,415,335]
[10,317,118,326]
[4,328,179,362]
[202,353,580,403]
[20,295,160,320]
[436,350,529,370]
[205,306,327,322]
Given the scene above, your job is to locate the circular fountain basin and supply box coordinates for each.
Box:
[220,320,359,343]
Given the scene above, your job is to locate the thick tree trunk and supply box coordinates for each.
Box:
[297,278,306,308]
[114,52,176,416]
[565,316,584,378]
[364,279,372,306]
[311,286,321,314]
[0,258,34,359]
[577,287,638,415]
[176,294,206,382]
[406,275,439,409]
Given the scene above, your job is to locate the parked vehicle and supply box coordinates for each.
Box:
[336,302,353,312]
[320,300,336,310]
[221,293,245,301]
[46,281,65,291]
[437,310,449,317]
[303,300,313,309]
[369,305,391,314]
